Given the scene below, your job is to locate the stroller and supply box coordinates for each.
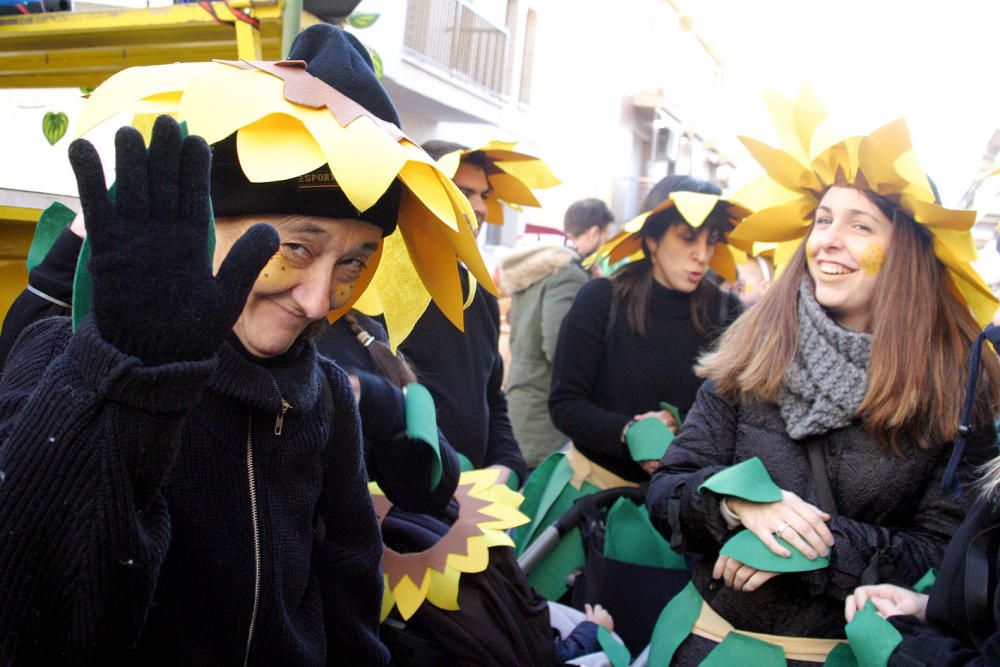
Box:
[517,485,692,655]
[372,470,625,667]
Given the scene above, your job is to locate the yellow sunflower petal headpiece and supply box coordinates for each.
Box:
[371,469,529,621]
[586,191,751,282]
[437,140,560,226]
[729,85,997,326]
[74,55,494,337]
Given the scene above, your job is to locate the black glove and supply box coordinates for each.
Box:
[68,115,279,365]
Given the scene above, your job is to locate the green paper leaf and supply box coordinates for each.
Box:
[604,497,686,569]
[701,631,786,666]
[347,11,379,28]
[625,417,674,462]
[368,47,383,80]
[843,600,903,667]
[404,383,442,489]
[659,400,682,429]
[699,457,784,503]
[27,202,76,273]
[42,111,69,145]
[597,626,630,667]
[648,581,702,665]
[456,451,474,472]
[824,643,859,667]
[912,568,936,594]
[720,529,830,572]
[79,86,94,95]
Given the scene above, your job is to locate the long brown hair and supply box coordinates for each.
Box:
[699,193,1000,452]
[611,207,733,338]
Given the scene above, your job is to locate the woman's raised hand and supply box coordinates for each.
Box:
[728,490,834,560]
[845,584,928,622]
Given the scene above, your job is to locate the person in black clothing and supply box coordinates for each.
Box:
[392,140,528,488]
[548,175,744,483]
[0,25,479,665]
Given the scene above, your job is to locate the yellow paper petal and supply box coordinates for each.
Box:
[445,535,490,574]
[738,136,818,192]
[396,211,464,330]
[709,245,738,282]
[399,161,462,233]
[424,567,461,612]
[485,196,505,226]
[488,173,542,208]
[179,67,288,145]
[728,201,815,246]
[436,150,463,179]
[907,199,977,232]
[75,61,224,137]
[481,528,515,548]
[493,158,560,189]
[236,114,326,182]
[304,113,407,213]
[328,241,383,323]
[483,484,526,510]
[672,191,721,229]
[393,573,433,620]
[371,229,429,348]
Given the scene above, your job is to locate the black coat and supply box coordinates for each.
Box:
[889,500,1000,665]
[0,316,387,665]
[647,380,994,647]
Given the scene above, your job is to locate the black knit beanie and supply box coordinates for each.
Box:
[211,24,402,236]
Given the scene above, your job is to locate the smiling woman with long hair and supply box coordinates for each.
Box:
[645,93,1000,666]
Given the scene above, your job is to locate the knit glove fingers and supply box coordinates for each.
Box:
[68,115,278,365]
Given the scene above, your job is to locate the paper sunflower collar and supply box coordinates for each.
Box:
[436,140,560,226]
[586,191,751,282]
[73,58,494,333]
[371,469,529,621]
[729,85,997,326]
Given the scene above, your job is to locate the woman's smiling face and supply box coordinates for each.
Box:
[806,187,895,331]
[214,214,381,358]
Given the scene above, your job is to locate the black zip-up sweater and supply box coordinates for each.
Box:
[0,316,388,665]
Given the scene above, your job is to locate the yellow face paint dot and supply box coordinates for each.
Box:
[859,243,885,275]
[256,252,302,292]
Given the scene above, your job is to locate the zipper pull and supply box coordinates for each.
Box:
[274,399,291,436]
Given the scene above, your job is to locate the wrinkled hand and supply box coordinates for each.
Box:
[584,603,614,632]
[728,490,834,561]
[713,555,782,592]
[845,584,928,623]
[634,409,678,434]
[69,116,278,365]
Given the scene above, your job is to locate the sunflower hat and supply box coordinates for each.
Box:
[587,190,751,282]
[72,24,493,339]
[729,85,997,325]
[436,140,560,226]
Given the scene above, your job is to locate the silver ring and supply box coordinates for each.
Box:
[774,522,791,537]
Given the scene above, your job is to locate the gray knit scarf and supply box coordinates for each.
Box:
[778,279,873,440]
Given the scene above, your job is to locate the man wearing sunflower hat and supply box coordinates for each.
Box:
[645,87,1000,665]
[0,25,490,665]
[382,140,558,489]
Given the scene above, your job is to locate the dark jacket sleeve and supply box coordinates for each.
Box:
[482,293,528,484]
[357,370,460,514]
[548,279,633,458]
[888,614,1000,666]
[0,316,215,663]
[0,226,81,371]
[552,620,601,663]
[798,424,996,601]
[316,362,390,666]
[646,379,738,552]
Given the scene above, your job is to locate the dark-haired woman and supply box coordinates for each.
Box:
[646,119,1000,662]
[548,175,744,483]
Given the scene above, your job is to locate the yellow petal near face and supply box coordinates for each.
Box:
[328,241,383,323]
[709,245,738,282]
[932,236,998,327]
[728,201,815,246]
[738,136,817,192]
[485,197,504,226]
[493,157,561,189]
[436,150,463,179]
[398,161,463,233]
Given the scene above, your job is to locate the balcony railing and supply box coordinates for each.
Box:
[403,0,508,97]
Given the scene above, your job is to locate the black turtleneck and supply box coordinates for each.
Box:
[549,277,741,482]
